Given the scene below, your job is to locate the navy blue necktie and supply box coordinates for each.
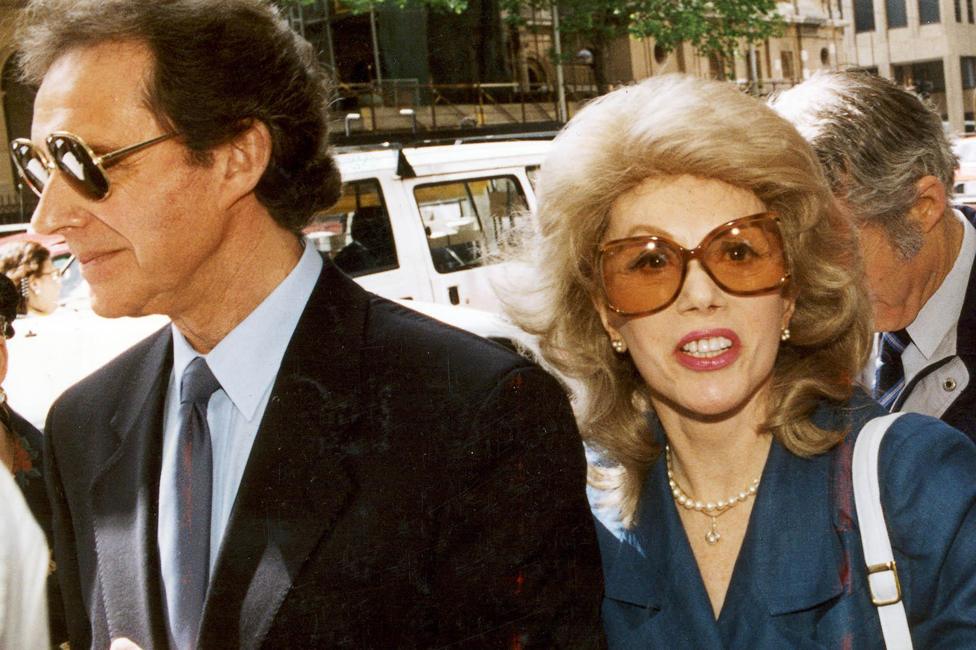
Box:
[173,357,220,649]
[876,329,910,410]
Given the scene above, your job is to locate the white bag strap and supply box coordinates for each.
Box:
[852,412,913,650]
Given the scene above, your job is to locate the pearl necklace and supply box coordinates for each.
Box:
[665,444,760,545]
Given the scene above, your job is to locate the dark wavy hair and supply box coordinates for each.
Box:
[0,274,18,338]
[15,0,342,232]
[0,241,51,315]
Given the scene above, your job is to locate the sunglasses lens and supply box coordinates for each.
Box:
[48,134,109,200]
[601,239,683,315]
[10,141,50,196]
[703,219,787,294]
[600,216,787,316]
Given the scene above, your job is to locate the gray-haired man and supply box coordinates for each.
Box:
[772,70,976,438]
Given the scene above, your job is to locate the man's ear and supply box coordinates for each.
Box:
[217,119,272,206]
[909,175,948,233]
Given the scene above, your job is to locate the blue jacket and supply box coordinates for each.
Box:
[597,391,976,648]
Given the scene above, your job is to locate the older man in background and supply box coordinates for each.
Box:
[772,70,976,438]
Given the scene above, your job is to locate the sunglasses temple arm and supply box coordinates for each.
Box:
[59,256,75,279]
[96,132,177,166]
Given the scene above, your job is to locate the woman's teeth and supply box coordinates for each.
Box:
[681,336,733,357]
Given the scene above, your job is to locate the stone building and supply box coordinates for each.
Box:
[844,0,976,131]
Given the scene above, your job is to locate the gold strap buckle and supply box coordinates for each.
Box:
[866,560,902,606]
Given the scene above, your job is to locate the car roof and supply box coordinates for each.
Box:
[0,229,70,258]
[335,140,550,180]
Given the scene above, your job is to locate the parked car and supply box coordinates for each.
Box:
[3,137,553,427]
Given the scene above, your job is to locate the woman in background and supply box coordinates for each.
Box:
[508,74,976,645]
[0,240,60,316]
[0,273,64,645]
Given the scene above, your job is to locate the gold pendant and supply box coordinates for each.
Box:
[705,516,721,544]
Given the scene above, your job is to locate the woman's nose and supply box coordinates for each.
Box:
[673,260,725,313]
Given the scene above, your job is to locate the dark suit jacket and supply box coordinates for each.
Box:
[938,237,976,437]
[44,259,604,649]
[599,392,976,647]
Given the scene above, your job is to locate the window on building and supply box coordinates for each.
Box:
[962,57,976,90]
[780,51,795,80]
[888,0,908,26]
[968,0,974,23]
[305,179,399,278]
[894,60,946,97]
[854,0,875,31]
[414,176,528,274]
[955,0,963,21]
[919,0,940,23]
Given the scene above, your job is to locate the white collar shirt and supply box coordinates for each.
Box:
[158,243,322,640]
[896,208,976,416]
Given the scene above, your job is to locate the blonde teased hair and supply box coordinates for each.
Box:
[505,75,873,527]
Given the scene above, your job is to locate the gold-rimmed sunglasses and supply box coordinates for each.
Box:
[10,131,178,202]
[598,212,791,317]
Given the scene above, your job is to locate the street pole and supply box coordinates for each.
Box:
[370,5,383,86]
[551,1,567,123]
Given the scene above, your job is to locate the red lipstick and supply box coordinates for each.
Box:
[674,328,741,371]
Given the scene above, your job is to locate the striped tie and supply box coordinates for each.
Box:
[875,329,910,410]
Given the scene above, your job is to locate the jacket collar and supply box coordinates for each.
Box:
[198,258,369,650]
[953,246,976,357]
[602,397,880,641]
[89,327,173,649]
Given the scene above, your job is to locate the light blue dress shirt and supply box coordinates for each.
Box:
[157,243,322,640]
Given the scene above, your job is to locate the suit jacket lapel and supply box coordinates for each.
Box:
[602,454,725,647]
[718,396,882,647]
[200,260,367,650]
[89,329,173,650]
[719,441,844,641]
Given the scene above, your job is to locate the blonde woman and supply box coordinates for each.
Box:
[508,75,976,645]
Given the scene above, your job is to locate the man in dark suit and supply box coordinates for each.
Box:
[15,1,603,648]
[771,71,976,440]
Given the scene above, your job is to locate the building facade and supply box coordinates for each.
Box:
[844,0,976,132]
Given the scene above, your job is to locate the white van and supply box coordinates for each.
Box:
[307,139,550,312]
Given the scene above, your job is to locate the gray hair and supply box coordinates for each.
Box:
[769,70,957,259]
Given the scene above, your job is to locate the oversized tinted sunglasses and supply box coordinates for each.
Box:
[10,131,177,201]
[598,213,790,317]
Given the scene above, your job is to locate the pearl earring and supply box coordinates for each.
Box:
[611,339,627,353]
[781,327,791,342]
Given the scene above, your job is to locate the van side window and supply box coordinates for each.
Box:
[414,176,527,274]
[303,179,399,277]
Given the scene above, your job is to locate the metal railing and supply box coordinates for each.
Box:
[332,80,577,135]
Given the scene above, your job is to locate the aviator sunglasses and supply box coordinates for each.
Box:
[10,131,177,201]
[598,212,791,317]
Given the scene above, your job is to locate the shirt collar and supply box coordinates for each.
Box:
[907,208,976,359]
[171,243,323,420]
